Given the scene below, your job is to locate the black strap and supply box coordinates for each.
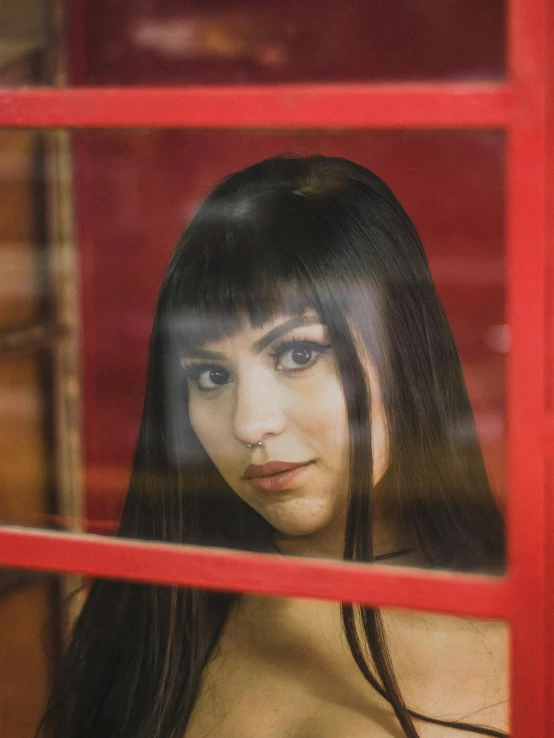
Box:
[373,547,415,562]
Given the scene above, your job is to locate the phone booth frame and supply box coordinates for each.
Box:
[0,1,552,735]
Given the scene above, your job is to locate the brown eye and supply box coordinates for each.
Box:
[182,364,231,391]
[275,341,331,371]
[201,368,229,387]
[290,347,313,366]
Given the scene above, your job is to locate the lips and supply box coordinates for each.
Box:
[243,460,310,480]
[244,461,313,493]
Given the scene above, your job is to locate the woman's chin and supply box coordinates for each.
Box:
[272,521,326,538]
[265,497,341,546]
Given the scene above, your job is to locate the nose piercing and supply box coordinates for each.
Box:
[245,439,263,449]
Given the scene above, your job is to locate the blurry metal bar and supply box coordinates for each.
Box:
[44,0,85,629]
[0,321,66,357]
[44,146,82,534]
[0,526,510,619]
[0,83,512,129]
[506,0,548,736]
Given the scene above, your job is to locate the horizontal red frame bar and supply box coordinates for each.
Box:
[0,83,512,129]
[0,526,509,618]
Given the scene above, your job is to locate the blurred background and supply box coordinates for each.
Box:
[0,1,509,735]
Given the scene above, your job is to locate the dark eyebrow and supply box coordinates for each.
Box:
[180,315,322,361]
[181,347,226,360]
[251,315,322,354]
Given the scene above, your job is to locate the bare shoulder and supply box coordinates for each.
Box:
[185,595,404,738]
[185,597,508,738]
[383,610,508,735]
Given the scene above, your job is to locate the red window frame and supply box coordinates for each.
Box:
[0,1,552,735]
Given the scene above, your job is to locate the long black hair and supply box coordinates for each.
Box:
[38,155,506,738]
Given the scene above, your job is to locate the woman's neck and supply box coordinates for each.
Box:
[273,506,417,564]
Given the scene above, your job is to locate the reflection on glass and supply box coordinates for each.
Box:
[26,572,508,738]
[80,0,505,85]
[91,153,504,579]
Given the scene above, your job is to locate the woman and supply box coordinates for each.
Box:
[38,155,507,737]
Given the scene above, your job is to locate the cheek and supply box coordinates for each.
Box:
[188,397,229,465]
[298,377,350,460]
[371,409,389,483]
[305,371,388,483]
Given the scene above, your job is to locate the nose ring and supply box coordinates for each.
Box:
[245,439,263,449]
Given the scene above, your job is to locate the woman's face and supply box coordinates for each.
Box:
[182,309,389,555]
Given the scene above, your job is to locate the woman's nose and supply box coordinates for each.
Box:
[232,374,285,447]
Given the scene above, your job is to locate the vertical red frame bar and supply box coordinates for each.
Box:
[507,0,548,736]
[545,0,554,724]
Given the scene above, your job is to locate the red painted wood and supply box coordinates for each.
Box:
[0,526,509,618]
[506,0,548,736]
[0,84,512,129]
[545,415,554,447]
[544,0,554,726]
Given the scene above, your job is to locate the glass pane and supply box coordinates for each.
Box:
[0,1,506,89]
[0,1,505,88]
[0,129,506,576]
[80,0,505,85]
[3,572,508,737]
